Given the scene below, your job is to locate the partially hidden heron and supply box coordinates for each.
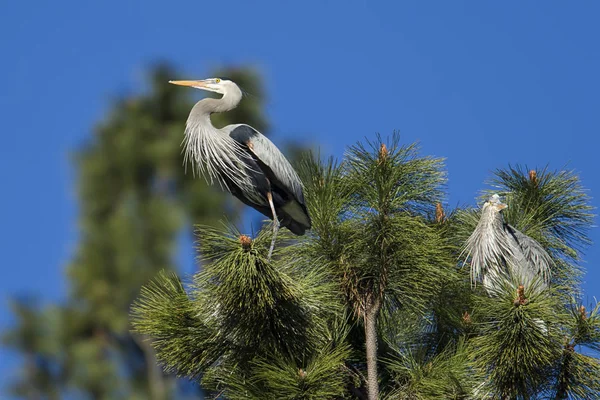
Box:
[169,78,311,258]
[463,194,553,294]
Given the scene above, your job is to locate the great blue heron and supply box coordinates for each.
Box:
[169,78,311,258]
[463,194,553,294]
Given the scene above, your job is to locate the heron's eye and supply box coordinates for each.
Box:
[215,78,221,83]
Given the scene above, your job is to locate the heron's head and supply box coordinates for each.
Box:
[483,194,508,213]
[168,78,238,95]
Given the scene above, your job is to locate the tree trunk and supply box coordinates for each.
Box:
[364,298,381,400]
[133,334,167,400]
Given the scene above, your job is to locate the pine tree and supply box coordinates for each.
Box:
[3,64,269,399]
[133,134,599,399]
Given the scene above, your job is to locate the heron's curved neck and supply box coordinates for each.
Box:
[190,87,242,123]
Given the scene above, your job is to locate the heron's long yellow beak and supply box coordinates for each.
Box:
[168,80,208,88]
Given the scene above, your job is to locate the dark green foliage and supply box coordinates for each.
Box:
[568,301,600,351]
[552,349,600,399]
[133,223,348,399]
[334,134,450,317]
[3,300,64,399]
[194,225,312,357]
[383,340,475,399]
[345,135,445,215]
[550,302,600,399]
[225,344,352,400]
[132,271,219,378]
[469,278,565,398]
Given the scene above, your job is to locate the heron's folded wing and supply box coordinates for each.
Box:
[226,124,306,206]
[505,224,553,281]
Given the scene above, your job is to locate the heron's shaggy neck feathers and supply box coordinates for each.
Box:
[463,200,553,294]
[463,203,515,284]
[182,89,259,200]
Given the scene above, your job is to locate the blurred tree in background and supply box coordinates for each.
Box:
[3,64,270,399]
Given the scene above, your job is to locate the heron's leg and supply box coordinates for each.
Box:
[266,192,280,260]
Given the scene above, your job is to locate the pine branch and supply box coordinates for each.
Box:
[131,270,220,378]
[193,223,315,359]
[469,277,565,398]
[344,132,446,217]
[568,301,600,351]
[552,348,600,399]
[251,344,351,399]
[383,338,477,400]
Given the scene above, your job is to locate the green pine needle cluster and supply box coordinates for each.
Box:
[469,277,565,398]
[132,222,346,399]
[383,340,476,400]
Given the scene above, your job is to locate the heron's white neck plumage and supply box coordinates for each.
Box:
[463,202,515,284]
[182,89,258,199]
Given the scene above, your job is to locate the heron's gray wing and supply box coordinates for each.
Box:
[505,224,553,283]
[226,124,306,205]
[226,124,311,233]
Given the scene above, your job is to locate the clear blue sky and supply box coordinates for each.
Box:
[1,0,599,392]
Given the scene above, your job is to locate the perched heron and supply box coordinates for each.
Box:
[463,194,553,293]
[169,78,311,258]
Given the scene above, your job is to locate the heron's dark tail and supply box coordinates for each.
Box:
[282,218,308,236]
[278,199,311,236]
[228,185,310,236]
